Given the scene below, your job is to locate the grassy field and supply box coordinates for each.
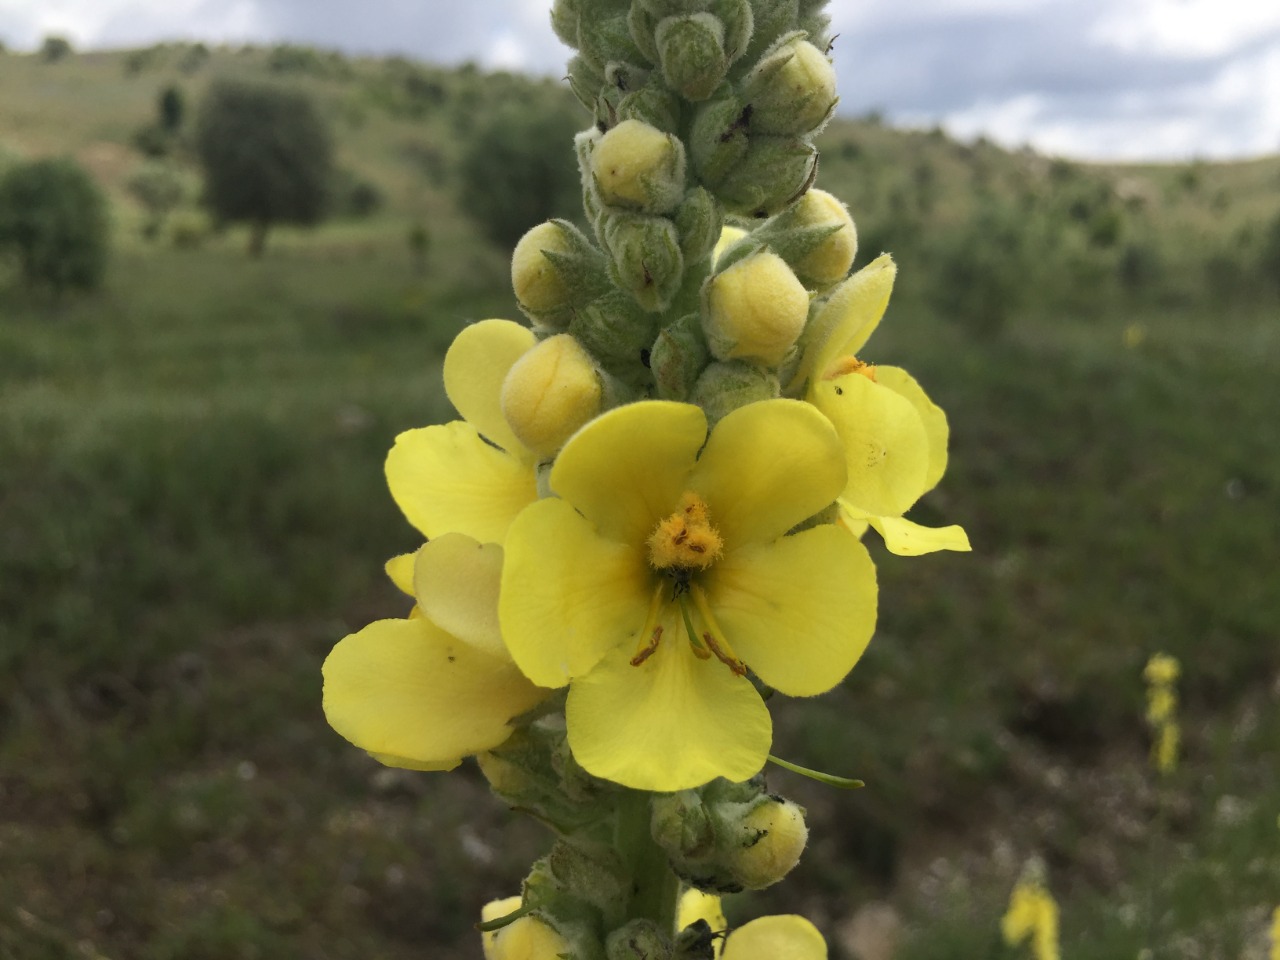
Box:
[1,42,1278,960]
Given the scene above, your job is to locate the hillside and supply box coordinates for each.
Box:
[1,41,1278,960]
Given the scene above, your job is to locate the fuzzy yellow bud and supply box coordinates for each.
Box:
[511,222,574,314]
[501,335,603,458]
[728,799,809,890]
[481,900,574,960]
[790,189,858,286]
[704,251,809,366]
[593,119,686,214]
[747,40,838,136]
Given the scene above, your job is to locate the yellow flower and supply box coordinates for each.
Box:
[787,254,970,557]
[385,319,540,545]
[1269,905,1280,960]
[1001,867,1060,960]
[499,399,877,792]
[322,534,548,770]
[679,890,828,960]
[1143,653,1180,686]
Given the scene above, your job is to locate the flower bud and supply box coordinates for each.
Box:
[650,312,711,401]
[578,13,647,72]
[711,0,755,64]
[619,80,683,135]
[602,212,685,313]
[485,913,576,960]
[712,225,749,266]
[714,135,817,217]
[594,119,686,215]
[567,54,606,112]
[762,188,857,287]
[550,0,579,47]
[689,359,779,424]
[656,13,728,101]
[704,250,809,366]
[511,221,608,325]
[568,289,660,387]
[743,38,837,136]
[689,94,750,186]
[639,0,714,17]
[724,797,808,889]
[606,919,671,960]
[741,0,800,68]
[501,335,603,458]
[673,186,723,264]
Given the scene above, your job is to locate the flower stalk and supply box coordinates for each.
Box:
[320,0,970,955]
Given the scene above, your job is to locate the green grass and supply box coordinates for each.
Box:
[1,43,1278,960]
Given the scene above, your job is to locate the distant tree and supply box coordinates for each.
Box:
[458,95,582,249]
[127,162,184,240]
[0,157,109,293]
[40,35,73,63]
[194,79,333,256]
[159,85,185,132]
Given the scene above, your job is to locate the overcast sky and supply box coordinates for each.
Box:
[2,0,1277,161]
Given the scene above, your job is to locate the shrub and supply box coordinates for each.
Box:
[0,157,109,293]
[458,94,583,249]
[127,163,185,240]
[194,79,333,256]
[40,35,73,63]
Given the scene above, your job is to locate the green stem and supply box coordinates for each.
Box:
[615,790,681,933]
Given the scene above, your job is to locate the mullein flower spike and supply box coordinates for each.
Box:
[1143,653,1181,775]
[1002,860,1061,960]
[321,0,970,955]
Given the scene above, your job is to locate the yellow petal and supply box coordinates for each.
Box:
[690,399,846,547]
[385,421,537,543]
[443,318,536,456]
[875,365,949,494]
[500,498,653,688]
[369,752,460,772]
[481,897,524,960]
[414,534,507,660]
[722,915,828,960]
[787,254,895,393]
[322,618,546,766]
[867,514,971,556]
[679,890,727,937]
[704,525,877,697]
[565,636,771,791]
[809,372,930,518]
[550,401,707,545]
[384,552,416,596]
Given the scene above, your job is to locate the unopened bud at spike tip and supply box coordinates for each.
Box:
[656,13,729,102]
[744,38,838,136]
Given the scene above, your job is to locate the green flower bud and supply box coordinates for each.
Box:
[743,0,799,65]
[690,359,780,424]
[551,0,580,47]
[673,187,724,264]
[650,312,711,401]
[742,37,837,136]
[704,249,809,366]
[628,4,662,65]
[567,54,607,112]
[711,0,755,64]
[593,119,686,215]
[619,79,683,133]
[501,334,604,458]
[511,220,609,326]
[651,789,718,861]
[578,13,647,73]
[547,839,631,918]
[655,13,728,101]
[602,212,685,313]
[639,0,713,18]
[689,93,750,186]
[606,920,671,960]
[797,11,832,50]
[714,134,817,217]
[568,289,660,387]
[724,797,808,889]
